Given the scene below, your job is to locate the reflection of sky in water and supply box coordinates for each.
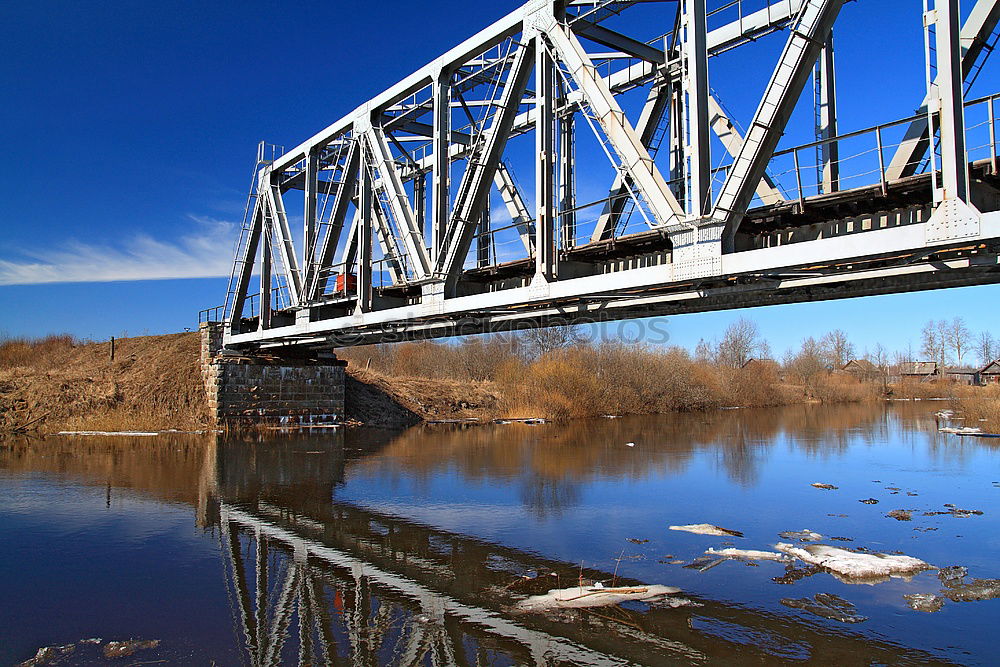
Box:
[0,474,237,666]
[2,403,999,664]
[335,405,1000,662]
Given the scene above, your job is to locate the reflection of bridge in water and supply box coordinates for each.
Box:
[0,410,962,665]
[209,424,954,666]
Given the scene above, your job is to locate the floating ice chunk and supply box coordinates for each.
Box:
[705,547,790,562]
[515,584,681,612]
[669,524,743,537]
[778,529,823,542]
[775,543,933,582]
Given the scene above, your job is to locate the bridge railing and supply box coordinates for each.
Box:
[742,92,1000,208]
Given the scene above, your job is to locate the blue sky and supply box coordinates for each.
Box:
[1,0,998,357]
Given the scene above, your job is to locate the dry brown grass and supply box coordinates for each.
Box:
[953,385,1000,428]
[0,333,209,433]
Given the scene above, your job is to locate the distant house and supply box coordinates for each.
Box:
[943,366,980,385]
[981,359,1000,385]
[897,361,938,379]
[842,359,879,379]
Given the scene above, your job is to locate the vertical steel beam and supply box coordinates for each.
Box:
[304,150,319,273]
[432,68,452,264]
[935,0,970,202]
[558,98,577,248]
[259,229,271,330]
[310,140,360,299]
[669,80,686,204]
[536,34,557,280]
[357,161,373,312]
[886,0,1000,180]
[685,0,711,216]
[437,41,535,287]
[815,32,839,193]
[476,208,491,268]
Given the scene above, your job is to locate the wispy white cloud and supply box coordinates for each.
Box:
[0,217,240,286]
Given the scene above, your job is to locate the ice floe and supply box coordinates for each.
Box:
[515,584,682,612]
[669,523,743,537]
[775,543,933,582]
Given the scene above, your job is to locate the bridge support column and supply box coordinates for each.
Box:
[200,322,345,427]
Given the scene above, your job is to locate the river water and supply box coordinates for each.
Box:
[1,402,998,665]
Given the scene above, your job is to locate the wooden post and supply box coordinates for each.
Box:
[110,336,115,361]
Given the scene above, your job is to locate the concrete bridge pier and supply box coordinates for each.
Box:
[199,322,345,427]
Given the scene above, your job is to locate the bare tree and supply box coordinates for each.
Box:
[948,317,971,366]
[519,324,584,359]
[716,317,763,368]
[921,320,943,365]
[819,329,855,368]
[978,331,997,366]
[785,336,826,382]
[694,338,713,363]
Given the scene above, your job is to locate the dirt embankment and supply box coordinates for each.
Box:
[0,333,209,433]
[0,333,499,433]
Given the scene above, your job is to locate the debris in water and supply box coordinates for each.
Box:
[773,564,822,585]
[828,513,849,518]
[17,644,75,666]
[904,593,944,613]
[626,538,649,544]
[502,572,560,596]
[781,593,867,624]
[625,442,636,447]
[935,410,955,419]
[923,506,983,518]
[942,578,1000,602]
[669,523,743,537]
[515,584,681,612]
[775,543,933,582]
[859,498,879,504]
[684,556,728,572]
[811,482,838,490]
[778,529,823,542]
[705,547,790,562]
[830,536,853,542]
[103,640,160,659]
[886,510,913,521]
[937,566,1000,601]
[938,565,968,587]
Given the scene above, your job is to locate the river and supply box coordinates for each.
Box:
[1,402,997,665]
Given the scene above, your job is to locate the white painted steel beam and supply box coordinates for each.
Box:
[886,0,1000,181]
[437,41,535,287]
[713,0,845,247]
[545,19,687,231]
[363,127,432,279]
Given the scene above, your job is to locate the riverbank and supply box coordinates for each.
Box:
[1,332,997,433]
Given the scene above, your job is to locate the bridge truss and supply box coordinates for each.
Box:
[218,0,1000,349]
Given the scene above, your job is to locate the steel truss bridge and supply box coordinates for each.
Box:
[217,0,1000,350]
